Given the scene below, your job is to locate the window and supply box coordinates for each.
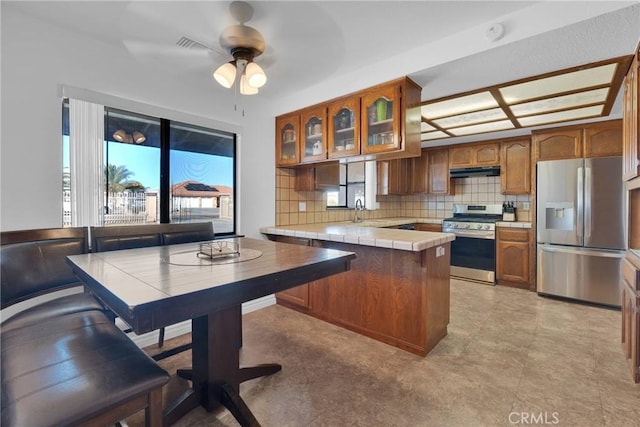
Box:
[326,162,366,209]
[62,102,237,235]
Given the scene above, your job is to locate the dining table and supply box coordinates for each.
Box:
[67,237,355,426]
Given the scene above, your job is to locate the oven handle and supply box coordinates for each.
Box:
[444,229,495,239]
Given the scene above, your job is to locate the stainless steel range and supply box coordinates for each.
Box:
[443,204,502,284]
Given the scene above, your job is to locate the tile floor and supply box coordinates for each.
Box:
[129,279,639,427]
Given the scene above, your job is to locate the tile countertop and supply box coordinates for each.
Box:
[260,217,454,252]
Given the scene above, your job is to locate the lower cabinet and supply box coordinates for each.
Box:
[621,257,640,383]
[266,235,312,310]
[496,227,533,289]
[415,223,442,232]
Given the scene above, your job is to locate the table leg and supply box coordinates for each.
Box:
[163,305,281,426]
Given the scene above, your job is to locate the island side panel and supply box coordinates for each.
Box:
[308,240,450,356]
[423,243,451,354]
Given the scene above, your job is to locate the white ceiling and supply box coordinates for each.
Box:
[5,0,640,142]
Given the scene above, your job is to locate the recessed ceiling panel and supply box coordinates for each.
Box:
[421,131,449,141]
[448,120,514,136]
[510,88,609,116]
[517,105,604,127]
[433,108,507,128]
[499,63,617,103]
[421,122,436,132]
[421,92,497,119]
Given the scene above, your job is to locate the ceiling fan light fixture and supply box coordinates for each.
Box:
[213,62,237,88]
[132,131,146,144]
[113,129,127,142]
[240,73,258,95]
[245,62,266,88]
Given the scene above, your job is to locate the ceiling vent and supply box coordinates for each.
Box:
[175,36,209,50]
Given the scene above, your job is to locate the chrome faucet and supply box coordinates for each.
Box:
[353,199,364,223]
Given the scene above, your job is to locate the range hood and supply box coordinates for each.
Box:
[450,166,501,178]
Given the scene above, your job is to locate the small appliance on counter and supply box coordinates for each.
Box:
[502,202,517,222]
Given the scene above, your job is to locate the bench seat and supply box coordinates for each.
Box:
[1,310,170,427]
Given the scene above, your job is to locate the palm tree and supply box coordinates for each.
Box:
[104,164,145,193]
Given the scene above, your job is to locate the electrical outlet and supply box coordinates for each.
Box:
[522,202,530,211]
[436,246,446,257]
[299,202,306,212]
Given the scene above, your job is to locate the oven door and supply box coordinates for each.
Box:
[450,234,496,284]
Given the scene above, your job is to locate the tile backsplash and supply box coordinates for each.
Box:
[275,169,531,226]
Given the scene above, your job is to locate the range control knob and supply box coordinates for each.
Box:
[484,225,491,230]
[476,224,483,230]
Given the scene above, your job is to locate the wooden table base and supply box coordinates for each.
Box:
[163,306,281,427]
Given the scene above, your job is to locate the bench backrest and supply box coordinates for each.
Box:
[160,222,215,245]
[90,222,215,252]
[90,224,164,253]
[1,227,89,309]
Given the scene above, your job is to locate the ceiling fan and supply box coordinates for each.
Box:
[212,1,267,95]
[120,1,269,95]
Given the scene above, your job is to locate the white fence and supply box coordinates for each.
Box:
[63,191,158,227]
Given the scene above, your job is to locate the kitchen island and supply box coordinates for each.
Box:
[260,222,455,356]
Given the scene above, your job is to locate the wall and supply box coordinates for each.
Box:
[0,6,274,238]
[275,171,531,226]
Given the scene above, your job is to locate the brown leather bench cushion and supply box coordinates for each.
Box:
[1,293,105,332]
[1,310,169,427]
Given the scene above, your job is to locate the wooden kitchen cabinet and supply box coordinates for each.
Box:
[300,105,328,163]
[427,148,454,195]
[584,121,622,158]
[415,223,442,232]
[328,96,360,158]
[361,78,422,157]
[621,257,640,383]
[501,138,531,195]
[377,158,409,195]
[533,120,622,162]
[623,46,639,181]
[276,113,301,166]
[449,142,500,168]
[277,77,421,167]
[265,235,312,310]
[533,128,582,161]
[295,163,340,191]
[496,227,533,289]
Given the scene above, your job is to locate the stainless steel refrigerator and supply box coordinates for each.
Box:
[536,156,626,307]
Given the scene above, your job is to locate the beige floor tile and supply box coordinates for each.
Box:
[125,279,638,427]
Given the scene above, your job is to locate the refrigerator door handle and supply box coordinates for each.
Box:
[576,166,583,241]
[585,166,592,240]
[537,243,625,258]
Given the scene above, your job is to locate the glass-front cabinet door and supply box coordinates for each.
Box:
[328,97,360,159]
[300,106,327,163]
[276,113,300,166]
[361,84,401,154]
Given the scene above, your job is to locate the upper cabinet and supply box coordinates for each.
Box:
[623,47,639,181]
[533,120,622,162]
[276,113,300,166]
[276,77,422,167]
[328,96,360,158]
[500,138,531,195]
[361,84,401,154]
[533,128,582,161]
[449,142,500,168]
[300,106,328,163]
[584,121,623,158]
[427,148,454,195]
